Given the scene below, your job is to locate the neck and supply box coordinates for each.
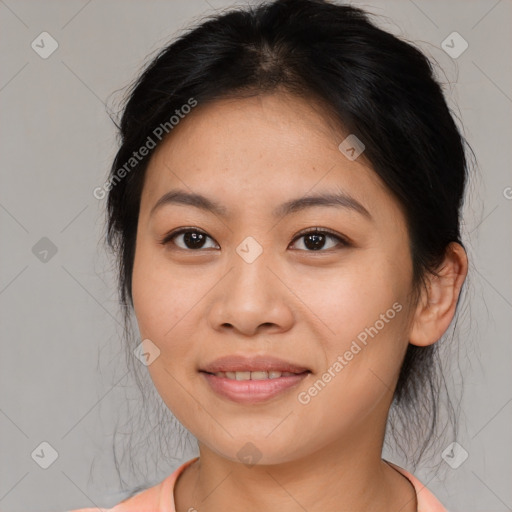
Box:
[174,422,417,512]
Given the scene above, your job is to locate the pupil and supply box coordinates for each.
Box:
[181,232,326,250]
[184,231,205,249]
[305,233,325,250]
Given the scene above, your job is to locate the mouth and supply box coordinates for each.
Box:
[199,355,311,404]
[200,354,310,375]
[202,370,307,380]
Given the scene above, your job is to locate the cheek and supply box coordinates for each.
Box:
[306,253,408,342]
[131,245,202,424]
[295,299,410,440]
[131,239,214,385]
[132,239,197,342]
[300,251,412,398]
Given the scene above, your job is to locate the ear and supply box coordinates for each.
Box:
[409,242,468,347]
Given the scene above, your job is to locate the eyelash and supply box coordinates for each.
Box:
[158,226,351,252]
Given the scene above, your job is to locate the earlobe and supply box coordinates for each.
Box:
[409,242,468,347]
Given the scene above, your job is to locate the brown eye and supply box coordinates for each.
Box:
[290,228,349,251]
[159,227,349,252]
[159,228,219,250]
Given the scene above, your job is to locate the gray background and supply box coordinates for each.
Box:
[0,0,511,511]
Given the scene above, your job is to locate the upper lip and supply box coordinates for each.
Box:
[200,355,310,374]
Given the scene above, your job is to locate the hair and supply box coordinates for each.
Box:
[102,0,473,489]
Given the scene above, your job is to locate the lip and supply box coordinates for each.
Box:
[200,355,310,374]
[201,372,309,404]
[199,355,311,404]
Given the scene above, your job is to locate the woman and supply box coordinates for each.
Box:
[70,0,470,510]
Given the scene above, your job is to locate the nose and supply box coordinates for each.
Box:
[206,249,295,338]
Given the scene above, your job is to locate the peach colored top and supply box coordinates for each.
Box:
[68,457,447,512]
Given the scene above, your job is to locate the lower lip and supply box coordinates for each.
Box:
[201,371,309,404]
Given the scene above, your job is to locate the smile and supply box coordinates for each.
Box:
[200,370,310,404]
[209,370,299,380]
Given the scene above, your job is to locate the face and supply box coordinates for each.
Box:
[131,92,418,465]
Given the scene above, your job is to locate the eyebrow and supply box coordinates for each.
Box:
[150,189,372,220]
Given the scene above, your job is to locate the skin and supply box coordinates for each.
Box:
[131,92,468,512]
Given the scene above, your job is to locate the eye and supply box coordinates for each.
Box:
[159,227,350,252]
[289,227,350,252]
[159,228,219,250]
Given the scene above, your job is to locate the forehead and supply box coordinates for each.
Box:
[140,93,398,221]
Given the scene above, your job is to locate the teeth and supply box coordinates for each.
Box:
[213,371,299,380]
[250,371,268,380]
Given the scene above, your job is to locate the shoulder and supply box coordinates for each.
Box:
[67,457,199,512]
[385,460,449,512]
[65,480,168,512]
